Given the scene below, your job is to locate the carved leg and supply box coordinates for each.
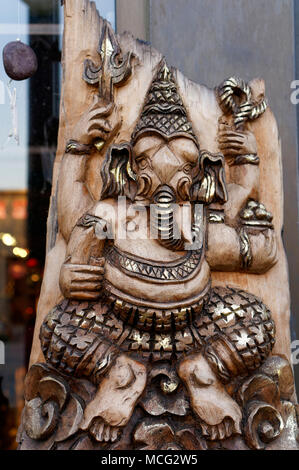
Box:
[38,299,148,444]
[40,299,122,383]
[175,285,276,442]
[193,285,276,379]
[178,352,242,441]
[80,354,147,442]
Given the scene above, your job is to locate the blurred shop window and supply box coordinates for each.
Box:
[0,0,115,450]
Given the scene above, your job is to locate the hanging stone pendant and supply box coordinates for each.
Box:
[2,41,38,81]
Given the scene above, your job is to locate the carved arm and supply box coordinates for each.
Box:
[57,96,121,241]
[218,122,260,224]
[59,209,111,300]
[206,200,277,274]
[207,110,277,273]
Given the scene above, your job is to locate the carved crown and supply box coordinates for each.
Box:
[132,60,198,146]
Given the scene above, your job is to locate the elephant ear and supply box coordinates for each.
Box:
[191,150,228,204]
[100,143,137,201]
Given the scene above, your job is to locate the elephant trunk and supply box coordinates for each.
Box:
[151,185,185,251]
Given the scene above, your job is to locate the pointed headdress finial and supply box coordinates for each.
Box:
[132,60,198,146]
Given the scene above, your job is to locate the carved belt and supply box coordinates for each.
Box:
[105,246,203,283]
[103,280,211,332]
[103,246,207,331]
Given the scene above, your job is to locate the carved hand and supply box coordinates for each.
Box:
[239,200,278,272]
[218,122,258,157]
[71,95,121,148]
[59,260,105,300]
[247,228,278,273]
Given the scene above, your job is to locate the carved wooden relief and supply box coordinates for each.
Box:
[17,0,299,451]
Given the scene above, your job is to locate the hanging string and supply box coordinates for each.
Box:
[8,81,19,145]
[0,80,19,149]
[5,0,21,146]
[17,0,21,41]
[10,0,21,144]
[12,0,21,144]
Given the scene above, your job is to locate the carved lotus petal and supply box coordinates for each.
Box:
[238,373,279,407]
[134,420,176,450]
[140,364,189,416]
[22,363,82,444]
[24,363,53,401]
[54,394,85,442]
[175,429,208,450]
[141,391,189,416]
[133,419,204,450]
[67,435,95,450]
[38,376,70,411]
[244,401,284,450]
[24,397,59,441]
[259,356,295,401]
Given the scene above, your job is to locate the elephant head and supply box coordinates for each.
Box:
[100,60,227,250]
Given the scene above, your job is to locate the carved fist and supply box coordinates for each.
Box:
[248,228,278,273]
[218,122,258,157]
[71,95,121,148]
[59,260,105,300]
[239,200,277,272]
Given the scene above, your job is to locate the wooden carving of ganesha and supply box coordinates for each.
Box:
[18,0,299,451]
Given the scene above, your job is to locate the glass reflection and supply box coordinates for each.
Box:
[0,0,115,450]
